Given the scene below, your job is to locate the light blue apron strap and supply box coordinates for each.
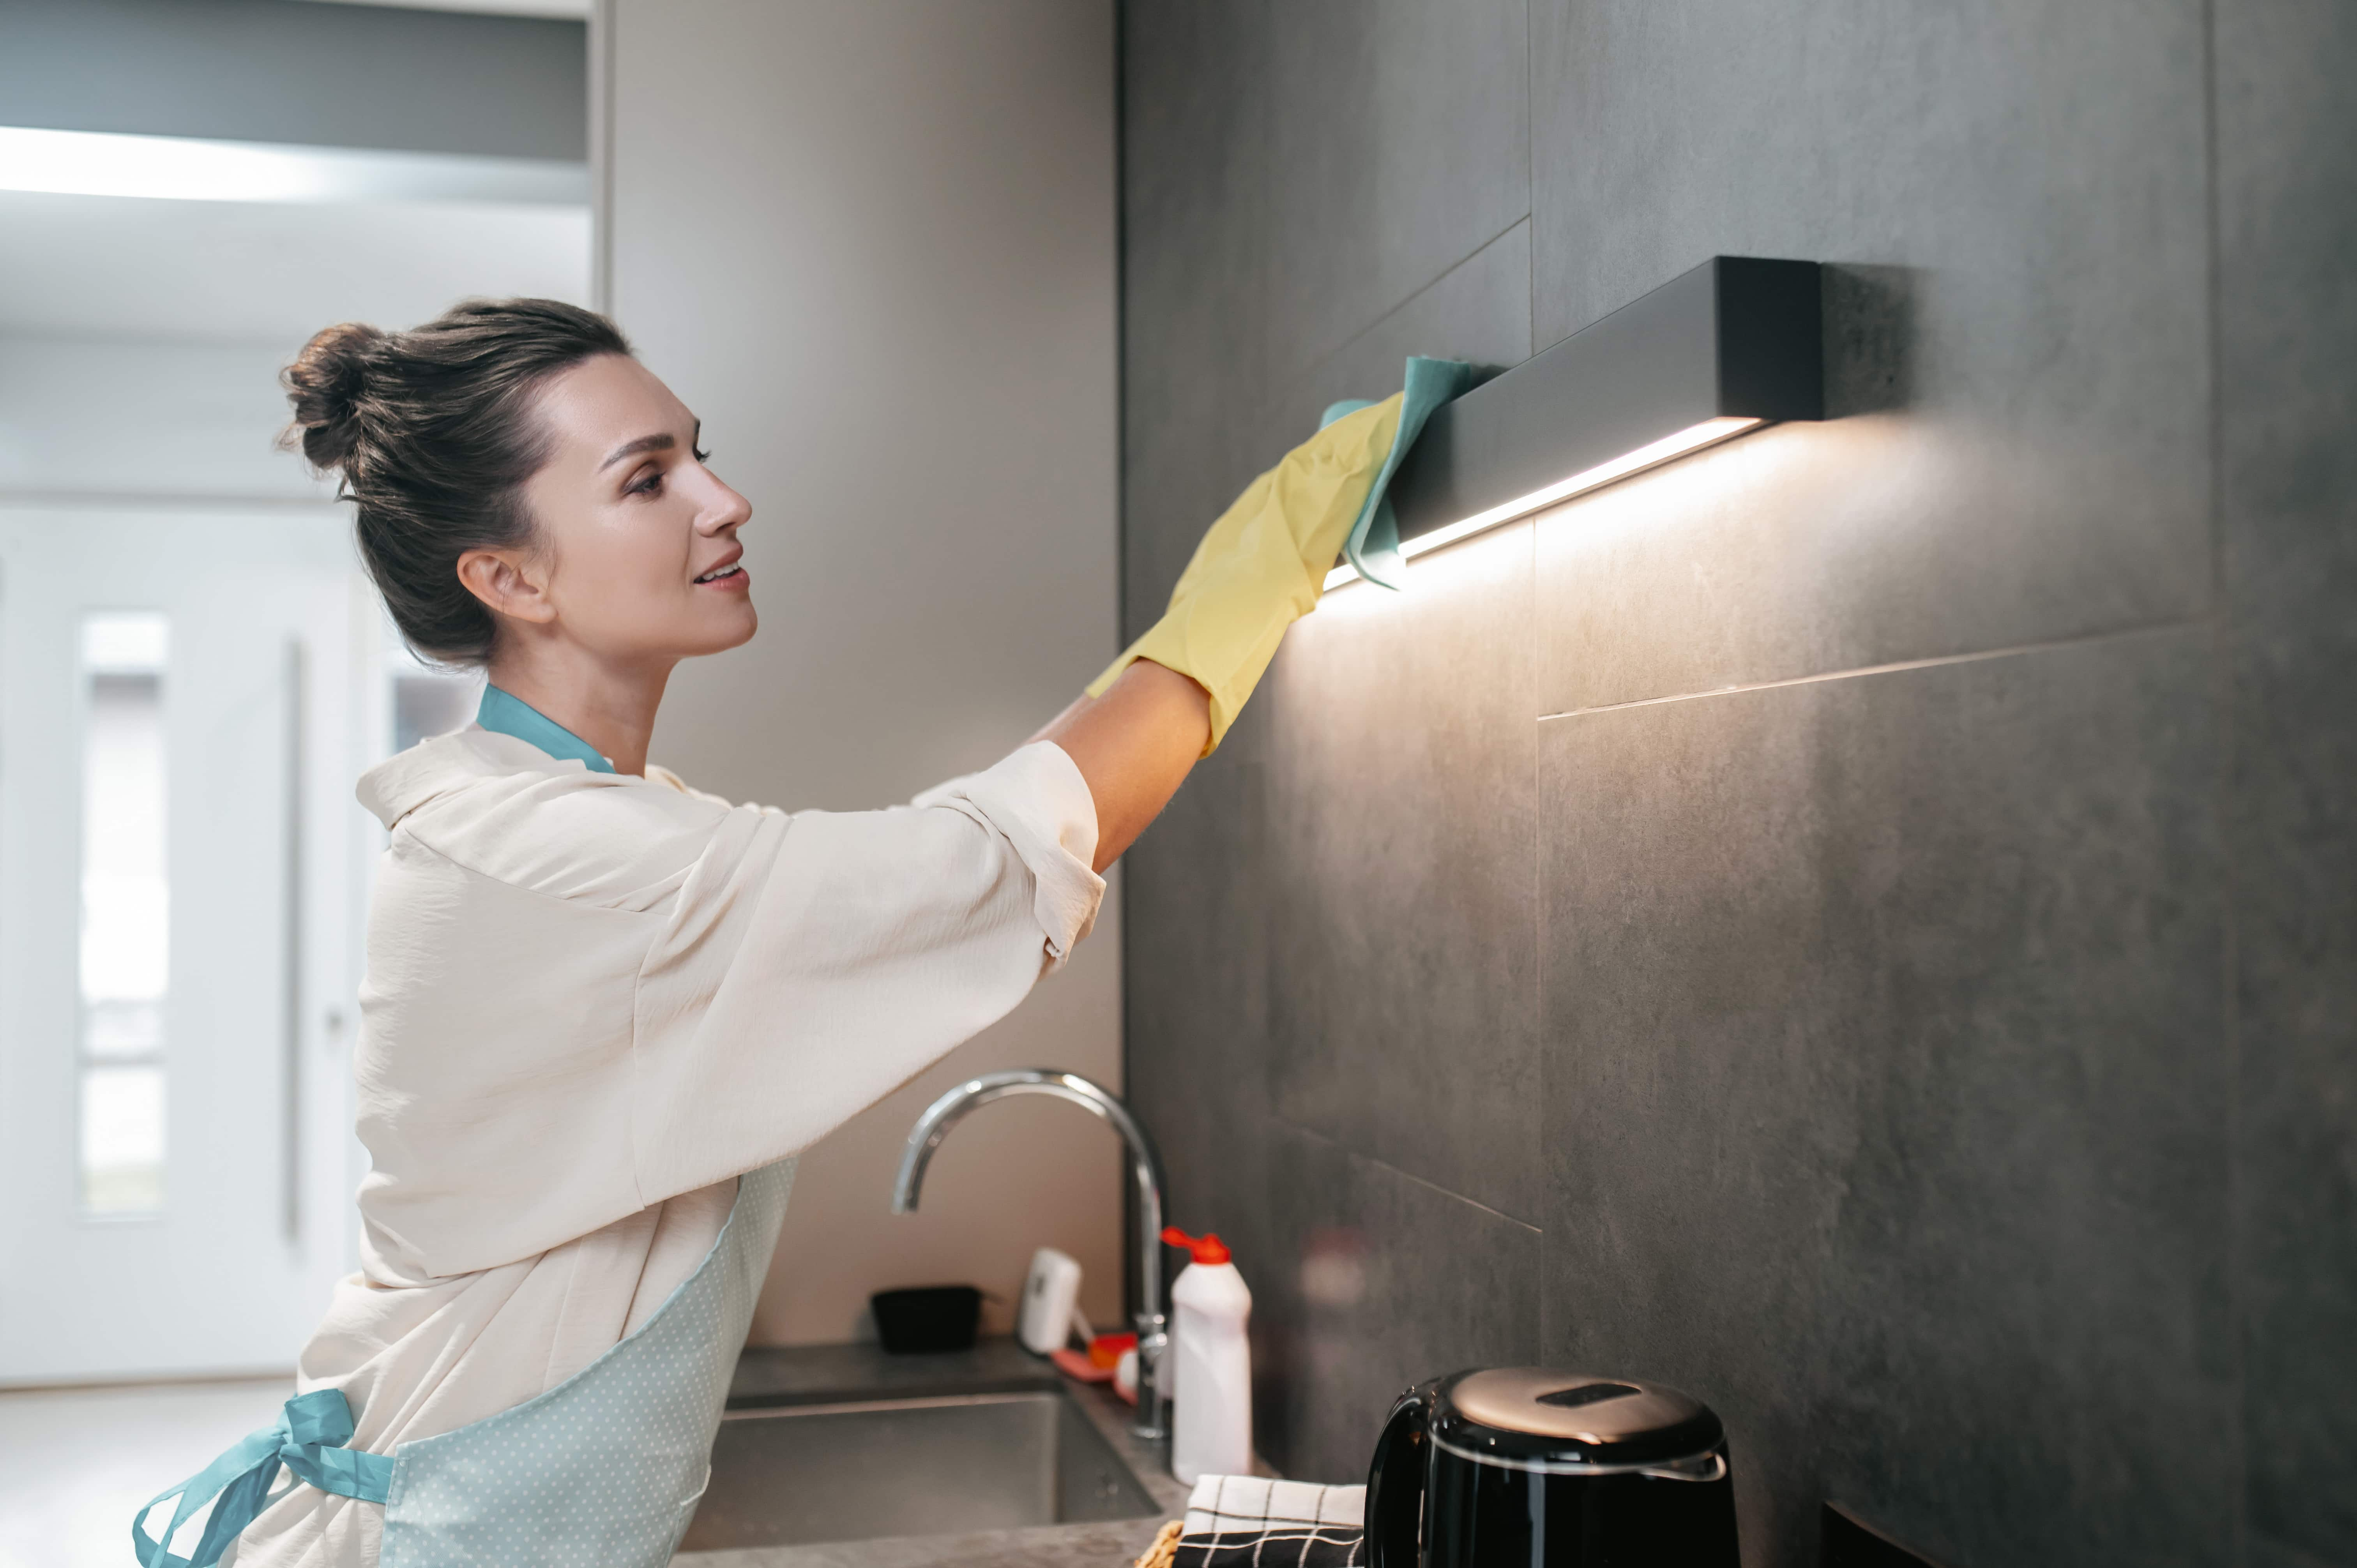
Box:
[133,1424,281,1568]
[279,1388,396,1500]
[132,1390,391,1568]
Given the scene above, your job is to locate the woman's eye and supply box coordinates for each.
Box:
[626,466,663,496]
[693,447,712,464]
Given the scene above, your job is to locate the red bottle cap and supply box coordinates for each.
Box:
[1160,1226,1232,1264]
[1087,1331,1139,1369]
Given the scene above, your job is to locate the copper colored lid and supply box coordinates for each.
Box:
[1434,1368,1723,1467]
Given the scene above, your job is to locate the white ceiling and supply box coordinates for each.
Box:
[0,189,591,343]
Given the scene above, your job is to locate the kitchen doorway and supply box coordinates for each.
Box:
[0,510,370,1383]
[0,0,592,1390]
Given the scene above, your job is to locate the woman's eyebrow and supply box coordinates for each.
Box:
[599,432,675,471]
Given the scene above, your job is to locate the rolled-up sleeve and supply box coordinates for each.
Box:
[628,741,1103,1203]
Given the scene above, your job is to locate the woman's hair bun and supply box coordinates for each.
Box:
[281,321,388,471]
[274,298,633,667]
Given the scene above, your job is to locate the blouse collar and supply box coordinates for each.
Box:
[476,685,615,775]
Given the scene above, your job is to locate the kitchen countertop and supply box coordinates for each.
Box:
[673,1339,1189,1568]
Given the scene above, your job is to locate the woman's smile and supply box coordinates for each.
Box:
[693,556,748,590]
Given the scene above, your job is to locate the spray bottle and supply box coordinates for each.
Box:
[1162,1227,1252,1483]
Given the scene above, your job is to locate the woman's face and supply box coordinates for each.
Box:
[505,352,756,665]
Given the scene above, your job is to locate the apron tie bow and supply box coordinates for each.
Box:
[133,1389,392,1568]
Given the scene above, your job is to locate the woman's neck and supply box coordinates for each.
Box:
[484,646,671,777]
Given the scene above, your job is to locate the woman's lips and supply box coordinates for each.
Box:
[694,562,748,588]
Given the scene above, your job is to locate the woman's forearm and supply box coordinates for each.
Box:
[1032,659,1210,872]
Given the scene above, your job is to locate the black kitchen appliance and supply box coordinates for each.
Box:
[1366,1368,1739,1568]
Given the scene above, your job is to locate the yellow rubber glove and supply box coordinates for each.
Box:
[1087,394,1402,753]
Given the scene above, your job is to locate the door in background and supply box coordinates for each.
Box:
[0,510,369,1384]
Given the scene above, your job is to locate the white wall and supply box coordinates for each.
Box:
[604,0,1124,1342]
[0,337,332,501]
[0,188,592,503]
[0,192,591,344]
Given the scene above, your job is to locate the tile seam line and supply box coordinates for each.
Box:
[1289,215,1533,389]
[1533,618,2203,722]
[2197,3,2246,1563]
[1524,0,1536,361]
[1286,1121,1543,1236]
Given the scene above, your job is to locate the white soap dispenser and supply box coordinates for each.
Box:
[1162,1226,1253,1483]
[1019,1247,1091,1356]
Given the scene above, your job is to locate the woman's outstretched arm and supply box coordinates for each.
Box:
[1041,398,1404,872]
[1032,659,1210,873]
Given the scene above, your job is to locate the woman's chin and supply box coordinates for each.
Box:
[686,603,758,657]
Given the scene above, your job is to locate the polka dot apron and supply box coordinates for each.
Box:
[135,1160,796,1568]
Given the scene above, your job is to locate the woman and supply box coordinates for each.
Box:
[135,298,1401,1567]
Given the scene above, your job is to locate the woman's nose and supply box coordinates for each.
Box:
[700,477,753,533]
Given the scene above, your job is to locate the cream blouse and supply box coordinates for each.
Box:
[230,727,1103,1565]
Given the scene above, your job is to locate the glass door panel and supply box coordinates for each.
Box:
[0,512,368,1384]
[78,612,172,1215]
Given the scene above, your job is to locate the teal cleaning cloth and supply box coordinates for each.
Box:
[1320,355,1474,590]
[477,685,615,773]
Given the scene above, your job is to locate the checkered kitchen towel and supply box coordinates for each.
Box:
[1133,1475,1365,1568]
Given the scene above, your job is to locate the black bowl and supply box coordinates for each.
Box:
[869,1285,982,1354]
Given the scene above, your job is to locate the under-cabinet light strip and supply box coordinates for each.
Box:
[1324,415,1763,591]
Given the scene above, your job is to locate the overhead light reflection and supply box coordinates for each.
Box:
[0,125,588,206]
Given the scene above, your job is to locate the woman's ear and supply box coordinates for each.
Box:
[456,548,557,626]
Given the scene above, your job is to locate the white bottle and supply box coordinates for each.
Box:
[1019,1247,1088,1356]
[1163,1227,1253,1484]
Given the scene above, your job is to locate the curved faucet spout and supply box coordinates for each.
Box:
[892,1069,1167,1226]
[892,1069,1171,1443]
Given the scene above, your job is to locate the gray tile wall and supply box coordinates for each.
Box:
[1118,3,2354,1564]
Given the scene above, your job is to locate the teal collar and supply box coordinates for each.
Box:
[477,685,615,774]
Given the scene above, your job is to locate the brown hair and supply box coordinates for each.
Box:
[282,297,633,665]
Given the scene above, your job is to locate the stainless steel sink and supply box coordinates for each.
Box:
[678,1391,1164,1552]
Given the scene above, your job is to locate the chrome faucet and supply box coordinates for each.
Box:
[891,1068,1171,1442]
